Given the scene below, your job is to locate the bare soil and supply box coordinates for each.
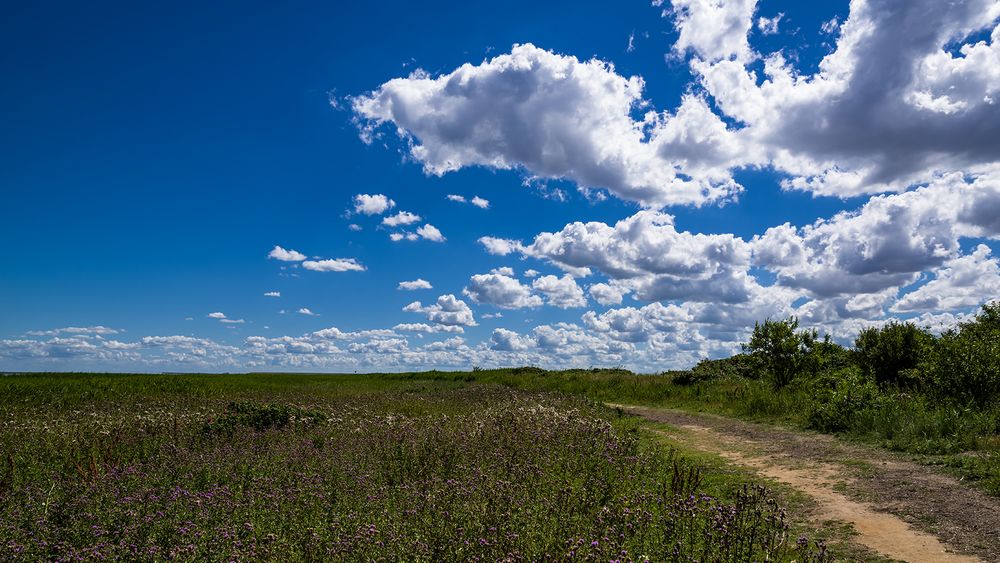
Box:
[619,405,1000,562]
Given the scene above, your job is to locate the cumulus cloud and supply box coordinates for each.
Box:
[353,3,1000,206]
[532,274,587,308]
[464,272,543,309]
[446,194,466,203]
[264,291,281,297]
[490,328,533,351]
[301,258,366,272]
[416,224,445,242]
[298,308,319,316]
[207,312,227,319]
[393,322,464,334]
[479,236,521,256]
[268,245,306,262]
[589,283,627,306]
[489,210,753,301]
[687,0,1000,196]
[398,278,433,290]
[669,0,758,62]
[403,294,477,326]
[352,43,745,207]
[382,211,422,227]
[353,193,395,215]
[752,172,1000,297]
[892,245,1000,313]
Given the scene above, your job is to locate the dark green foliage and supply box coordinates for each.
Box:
[743,317,819,388]
[675,354,760,385]
[924,302,1000,405]
[806,366,881,433]
[854,321,933,388]
[202,401,326,435]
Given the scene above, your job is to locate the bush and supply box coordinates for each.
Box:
[743,317,818,388]
[854,321,933,388]
[202,401,326,435]
[924,302,1000,405]
[806,366,881,433]
[673,354,760,385]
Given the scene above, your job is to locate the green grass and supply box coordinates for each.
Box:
[385,367,1000,496]
[0,372,831,561]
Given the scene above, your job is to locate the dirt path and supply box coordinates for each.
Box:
[618,405,1000,563]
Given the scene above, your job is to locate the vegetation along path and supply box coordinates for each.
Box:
[618,405,1000,563]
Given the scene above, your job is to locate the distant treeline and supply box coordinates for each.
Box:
[735,301,1000,405]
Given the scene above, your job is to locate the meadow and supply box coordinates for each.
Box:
[0,373,827,561]
[3,306,996,560]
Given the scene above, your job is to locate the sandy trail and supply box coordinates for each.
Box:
[617,406,1000,563]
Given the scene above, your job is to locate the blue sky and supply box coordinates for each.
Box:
[3,0,1000,372]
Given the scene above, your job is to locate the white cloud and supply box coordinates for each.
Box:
[464,272,543,309]
[392,322,464,334]
[820,17,840,35]
[26,326,120,337]
[757,13,783,35]
[892,245,1000,313]
[353,193,395,215]
[298,308,319,316]
[208,312,227,319]
[494,210,753,301]
[446,194,490,209]
[382,211,422,227]
[398,278,433,290]
[352,43,744,208]
[589,283,627,306]
[479,236,521,256]
[403,294,477,327]
[532,274,587,308]
[752,172,1000,298]
[688,0,1000,197]
[220,318,245,324]
[301,258,366,272]
[490,328,533,351]
[669,0,758,62]
[268,245,306,262]
[523,269,540,278]
[264,291,281,298]
[348,223,362,232]
[416,224,445,242]
[353,4,1000,206]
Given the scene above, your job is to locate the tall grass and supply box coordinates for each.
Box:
[0,374,825,561]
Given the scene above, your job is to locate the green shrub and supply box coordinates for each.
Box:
[924,303,1000,405]
[743,317,819,388]
[202,401,326,435]
[806,366,880,433]
[673,354,760,385]
[854,321,933,388]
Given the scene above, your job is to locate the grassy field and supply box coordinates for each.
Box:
[0,372,831,561]
[410,367,1000,496]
